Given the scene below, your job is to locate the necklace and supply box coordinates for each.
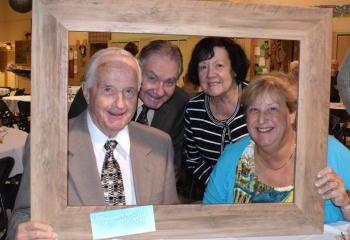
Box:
[256,144,296,171]
[209,85,240,120]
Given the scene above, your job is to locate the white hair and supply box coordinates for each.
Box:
[85,47,142,90]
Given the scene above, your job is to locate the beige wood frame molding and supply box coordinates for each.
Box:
[31,0,332,239]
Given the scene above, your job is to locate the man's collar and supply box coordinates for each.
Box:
[86,111,130,154]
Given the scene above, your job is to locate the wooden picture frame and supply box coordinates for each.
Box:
[31,0,332,239]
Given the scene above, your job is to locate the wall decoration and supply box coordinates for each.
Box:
[270,40,286,72]
[254,41,269,74]
[15,40,31,65]
[318,5,350,17]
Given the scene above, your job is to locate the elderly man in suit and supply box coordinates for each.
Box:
[8,48,178,239]
[135,40,189,179]
[68,40,189,181]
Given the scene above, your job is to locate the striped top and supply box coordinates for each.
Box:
[184,88,248,186]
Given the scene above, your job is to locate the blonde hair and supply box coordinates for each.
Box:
[241,72,297,113]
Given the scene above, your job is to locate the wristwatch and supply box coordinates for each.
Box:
[341,192,350,211]
[342,203,350,211]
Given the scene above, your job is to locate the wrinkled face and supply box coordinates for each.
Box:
[246,92,295,150]
[83,56,139,137]
[139,54,179,109]
[198,46,236,97]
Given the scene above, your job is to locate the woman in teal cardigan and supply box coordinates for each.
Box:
[203,73,350,223]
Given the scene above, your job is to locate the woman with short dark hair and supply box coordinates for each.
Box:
[184,37,250,200]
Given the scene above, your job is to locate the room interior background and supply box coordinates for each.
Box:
[0,0,349,94]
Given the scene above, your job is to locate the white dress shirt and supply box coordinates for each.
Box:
[136,99,155,125]
[87,112,136,205]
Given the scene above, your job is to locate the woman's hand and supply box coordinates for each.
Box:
[315,167,350,208]
[16,220,58,240]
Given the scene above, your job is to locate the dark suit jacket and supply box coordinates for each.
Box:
[7,111,178,239]
[150,87,190,177]
[68,87,190,177]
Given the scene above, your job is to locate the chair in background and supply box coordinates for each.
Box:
[0,100,16,128]
[342,125,350,148]
[333,121,350,148]
[68,87,87,119]
[329,107,350,148]
[0,157,14,240]
[17,101,30,133]
[14,89,25,96]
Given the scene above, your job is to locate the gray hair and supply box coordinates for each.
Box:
[85,47,142,90]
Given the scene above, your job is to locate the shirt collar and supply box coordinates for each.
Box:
[87,111,130,155]
[137,98,144,109]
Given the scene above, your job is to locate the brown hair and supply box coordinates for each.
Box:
[240,72,297,113]
[139,40,183,79]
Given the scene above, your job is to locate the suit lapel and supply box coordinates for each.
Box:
[151,104,169,129]
[129,122,153,205]
[68,112,105,205]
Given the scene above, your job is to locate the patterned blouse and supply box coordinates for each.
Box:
[233,141,294,204]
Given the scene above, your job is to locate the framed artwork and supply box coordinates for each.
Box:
[31,0,332,238]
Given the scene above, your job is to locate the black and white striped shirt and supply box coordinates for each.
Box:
[184,91,248,185]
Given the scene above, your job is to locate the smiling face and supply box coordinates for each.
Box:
[82,56,139,137]
[246,92,296,151]
[198,46,236,97]
[139,54,179,109]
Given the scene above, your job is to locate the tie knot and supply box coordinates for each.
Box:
[104,140,118,152]
[141,104,149,114]
[136,104,149,125]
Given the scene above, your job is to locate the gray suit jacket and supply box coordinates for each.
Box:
[338,48,350,114]
[68,87,190,178]
[7,111,178,239]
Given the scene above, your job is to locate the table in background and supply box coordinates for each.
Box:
[330,102,347,111]
[0,127,28,178]
[330,102,348,122]
[2,95,74,113]
[2,95,31,113]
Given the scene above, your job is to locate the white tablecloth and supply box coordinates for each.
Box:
[2,95,74,113]
[2,95,31,113]
[0,127,28,178]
